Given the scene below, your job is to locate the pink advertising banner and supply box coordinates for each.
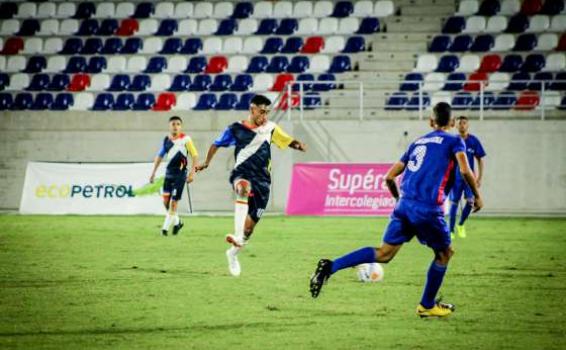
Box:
[286,163,397,217]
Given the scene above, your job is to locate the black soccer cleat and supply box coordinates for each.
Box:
[161,229,168,236]
[310,259,333,298]
[172,221,184,235]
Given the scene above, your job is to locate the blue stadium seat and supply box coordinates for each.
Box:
[210,74,233,92]
[506,14,529,33]
[12,93,33,110]
[62,38,83,55]
[181,38,203,54]
[108,75,131,92]
[157,19,178,36]
[429,36,451,53]
[121,38,142,54]
[343,36,366,53]
[293,74,315,91]
[194,93,217,110]
[521,54,545,73]
[145,56,167,73]
[0,74,9,90]
[282,37,303,54]
[133,2,155,18]
[0,93,13,110]
[0,3,17,19]
[528,72,553,90]
[161,38,182,54]
[400,73,423,91]
[288,56,310,73]
[77,19,99,36]
[256,19,278,35]
[443,73,466,91]
[262,37,284,54]
[31,93,53,111]
[189,75,212,91]
[18,19,40,36]
[113,93,135,111]
[87,56,107,73]
[92,93,114,110]
[449,35,473,52]
[130,74,150,92]
[514,34,538,51]
[247,56,269,73]
[169,75,191,91]
[52,93,74,111]
[231,74,253,91]
[507,72,531,90]
[470,92,495,110]
[357,17,380,34]
[478,0,501,16]
[542,0,565,15]
[233,2,253,18]
[24,56,47,73]
[442,16,465,34]
[499,54,523,72]
[406,93,431,111]
[385,92,408,110]
[74,2,95,18]
[470,34,494,52]
[82,38,103,54]
[303,93,322,109]
[102,38,123,54]
[276,19,298,35]
[329,55,352,73]
[332,1,354,17]
[65,57,87,73]
[314,73,337,92]
[452,92,473,110]
[133,93,155,110]
[98,19,118,36]
[47,74,70,91]
[217,19,237,35]
[550,72,566,90]
[27,74,49,91]
[436,55,460,72]
[266,56,289,73]
[186,56,207,73]
[235,93,255,110]
[492,92,516,110]
[216,93,238,110]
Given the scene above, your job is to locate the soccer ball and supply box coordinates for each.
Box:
[356,263,384,283]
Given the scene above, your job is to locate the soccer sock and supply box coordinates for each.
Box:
[459,202,473,226]
[234,199,248,240]
[449,202,458,233]
[162,213,172,231]
[420,261,448,309]
[173,213,180,226]
[330,247,376,274]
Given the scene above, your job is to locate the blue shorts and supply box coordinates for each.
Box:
[449,179,474,202]
[162,174,186,201]
[229,170,270,223]
[382,199,451,251]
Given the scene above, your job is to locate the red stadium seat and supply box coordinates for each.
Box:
[116,19,139,36]
[478,54,502,73]
[301,37,325,54]
[205,56,228,74]
[152,93,176,111]
[557,33,566,51]
[521,0,542,15]
[68,74,91,92]
[1,37,24,55]
[271,73,295,91]
[514,91,539,110]
[463,72,488,91]
[277,91,300,110]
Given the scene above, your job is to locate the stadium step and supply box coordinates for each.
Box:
[385,17,444,33]
[400,5,455,16]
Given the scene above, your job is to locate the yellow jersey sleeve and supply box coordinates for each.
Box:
[186,138,199,158]
[272,125,294,149]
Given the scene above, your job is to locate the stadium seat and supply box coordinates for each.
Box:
[323,36,345,53]
[342,36,364,53]
[288,56,310,73]
[357,18,379,34]
[235,18,258,35]
[456,0,479,16]
[534,33,558,51]
[202,37,222,54]
[130,74,151,91]
[430,91,452,106]
[470,91,496,110]
[436,55,460,72]
[0,3,17,19]
[24,56,47,73]
[88,74,110,91]
[464,16,486,33]
[231,74,253,91]
[116,19,139,36]
[314,1,334,17]
[82,38,103,55]
[308,55,331,73]
[45,56,66,73]
[539,90,561,109]
[422,73,446,91]
[385,92,408,110]
[102,38,123,54]
[77,19,99,36]
[276,19,298,35]
[429,36,451,53]
[499,54,524,72]
[155,2,174,19]
[126,56,147,72]
[514,91,539,110]
[491,92,516,110]
[7,73,30,91]
[2,37,24,55]
[486,15,508,33]
[12,92,33,110]
[464,72,488,91]
[442,16,465,34]
[374,1,395,17]
[543,53,565,72]
[527,15,550,32]
[171,92,196,110]
[0,93,13,110]
[92,93,114,110]
[68,73,90,92]
[282,37,303,54]
[542,0,565,15]
[251,1,272,18]
[514,33,538,51]
[65,56,87,73]
[217,19,237,35]
[332,1,354,18]
[449,35,473,52]
[197,19,218,36]
[161,38,181,54]
[400,73,423,91]
[194,93,217,110]
[414,54,438,72]
[164,57,187,73]
[133,93,155,111]
[106,57,127,73]
[157,19,178,36]
[224,56,247,74]
[550,72,566,90]
[405,92,431,111]
[528,72,553,90]
[113,93,135,111]
[27,74,49,91]
[74,2,95,19]
[443,72,467,91]
[189,75,212,91]
[18,19,40,36]
[507,72,531,90]
[256,19,278,35]
[138,19,158,35]
[456,54,481,72]
[271,73,295,91]
[500,0,521,15]
[293,73,314,91]
[506,14,529,32]
[551,16,566,32]
[0,73,9,90]
[319,18,339,34]
[169,75,191,92]
[329,55,351,73]
[241,37,262,54]
[251,73,274,91]
[266,56,290,73]
[493,33,515,51]
[108,75,131,92]
[479,54,503,72]
[452,92,474,110]
[179,38,202,55]
[172,2,193,18]
[273,1,293,17]
[521,54,545,72]
[247,56,269,73]
[59,19,79,35]
[1,19,19,36]
[262,37,284,54]
[133,2,155,18]
[215,93,238,110]
[141,38,163,54]
[479,0,501,16]
[521,0,543,15]
[486,72,511,91]
[5,56,25,73]
[471,34,495,52]
[210,74,233,92]
[120,38,141,54]
[95,3,115,18]
[52,93,74,111]
[38,20,59,36]
[292,1,312,18]
[215,2,236,19]
[303,93,322,109]
[205,56,228,74]
[145,56,167,73]
[43,38,63,55]
[31,93,53,110]
[233,2,253,18]
[315,73,337,91]
[294,18,317,36]
[62,38,83,55]
[233,93,253,110]
[56,3,76,19]
[176,19,197,35]
[153,92,176,111]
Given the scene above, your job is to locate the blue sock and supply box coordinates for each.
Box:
[420,262,447,309]
[449,203,458,233]
[459,202,473,226]
[331,247,376,274]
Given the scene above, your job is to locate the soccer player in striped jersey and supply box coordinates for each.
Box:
[196,94,307,277]
[149,116,199,236]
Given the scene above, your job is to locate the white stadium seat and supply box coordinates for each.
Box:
[23,38,43,54]
[174,2,194,18]
[202,37,222,54]
[116,3,135,18]
[226,55,249,73]
[60,19,79,35]
[88,74,111,91]
[337,18,360,35]
[308,55,331,73]
[422,73,446,91]
[197,19,218,35]
[7,73,30,90]
[177,19,198,35]
[242,37,263,54]
[141,38,163,54]
[463,16,486,33]
[527,15,550,33]
[313,1,333,17]
[486,16,508,33]
[493,34,515,51]
[213,2,234,18]
[456,0,479,16]
[1,20,20,35]
[251,74,274,92]
[0,57,5,72]
[353,1,373,17]
[542,53,565,72]
[105,57,127,73]
[431,91,452,106]
[273,1,293,18]
[56,3,76,19]
[318,18,339,34]
[0,38,3,52]
[374,1,395,17]
[322,36,346,53]
[535,33,558,51]
[413,54,438,72]
[194,2,213,18]
[37,3,56,18]
[486,72,510,91]
[550,15,566,31]
[6,56,26,73]
[223,37,243,54]
[296,18,318,35]
[95,2,115,18]
[70,93,94,111]
[165,57,187,73]
[149,74,171,92]
[500,0,521,15]
[293,1,313,18]
[44,38,63,54]
[540,91,561,109]
[155,2,175,18]
[253,1,273,18]
[46,56,67,73]
[173,93,197,110]
[39,19,59,36]
[456,54,481,72]
[138,19,158,35]
[16,3,37,18]
[126,57,147,73]
[235,19,258,35]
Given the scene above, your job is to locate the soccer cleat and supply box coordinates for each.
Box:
[226,234,246,248]
[161,229,168,236]
[172,220,184,235]
[456,225,467,238]
[226,247,241,277]
[416,301,455,318]
[310,259,332,298]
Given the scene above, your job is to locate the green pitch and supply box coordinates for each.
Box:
[0,215,565,350]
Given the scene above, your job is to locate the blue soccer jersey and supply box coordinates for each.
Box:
[456,134,486,177]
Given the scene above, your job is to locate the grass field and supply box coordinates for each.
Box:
[0,215,565,350]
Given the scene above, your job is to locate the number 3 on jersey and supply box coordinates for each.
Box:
[407,145,427,172]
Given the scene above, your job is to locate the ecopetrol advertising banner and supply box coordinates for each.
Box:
[19,162,168,215]
[285,163,396,217]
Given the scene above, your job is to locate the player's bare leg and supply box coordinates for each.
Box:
[417,246,455,318]
[161,194,172,236]
[170,200,184,235]
[226,179,251,276]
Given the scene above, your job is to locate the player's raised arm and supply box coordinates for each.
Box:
[455,151,483,212]
[196,126,236,172]
[272,125,307,152]
[385,161,406,201]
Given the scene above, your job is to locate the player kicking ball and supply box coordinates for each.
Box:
[149,116,199,236]
[196,94,307,277]
[310,103,483,318]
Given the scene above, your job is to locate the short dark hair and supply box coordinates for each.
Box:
[250,94,271,107]
[457,115,468,121]
[433,102,452,127]
[169,116,182,123]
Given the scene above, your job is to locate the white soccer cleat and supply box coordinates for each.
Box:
[226,234,246,248]
[226,247,241,277]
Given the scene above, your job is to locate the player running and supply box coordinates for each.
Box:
[149,116,199,236]
[449,116,486,239]
[195,94,307,277]
[309,102,483,318]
